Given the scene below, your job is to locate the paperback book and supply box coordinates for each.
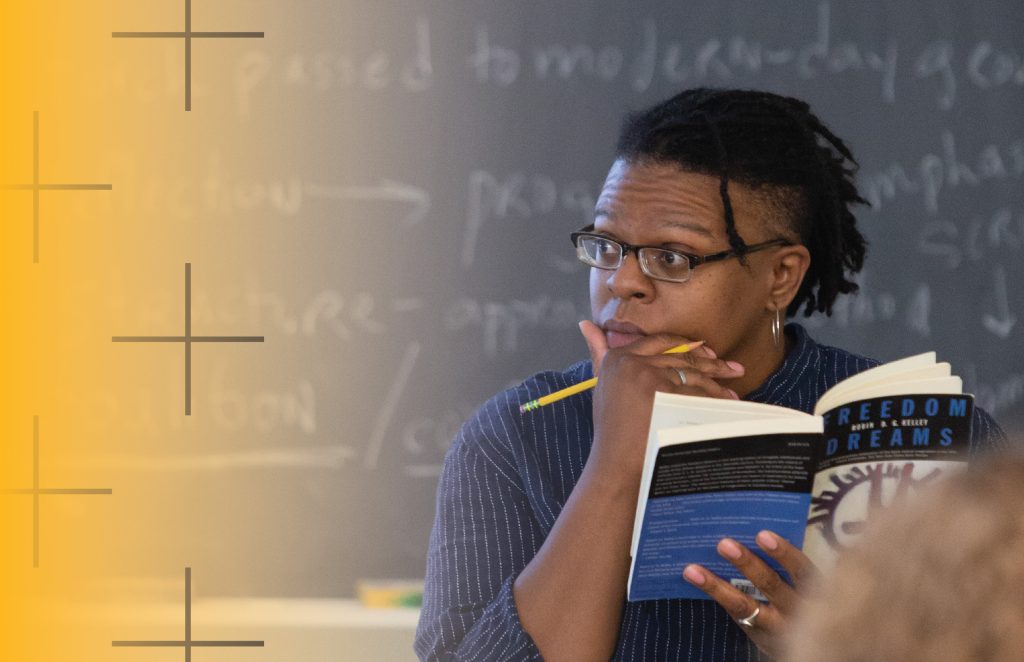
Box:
[627,353,973,602]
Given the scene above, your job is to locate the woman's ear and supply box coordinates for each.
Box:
[767,244,811,311]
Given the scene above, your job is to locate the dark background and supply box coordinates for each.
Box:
[96,0,1024,597]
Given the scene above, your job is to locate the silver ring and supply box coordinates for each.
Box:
[737,606,760,628]
[675,368,687,385]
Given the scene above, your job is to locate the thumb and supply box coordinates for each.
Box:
[578,320,609,375]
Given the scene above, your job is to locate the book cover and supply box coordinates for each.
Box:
[626,354,973,602]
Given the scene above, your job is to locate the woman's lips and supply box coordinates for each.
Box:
[603,321,648,348]
[607,331,645,348]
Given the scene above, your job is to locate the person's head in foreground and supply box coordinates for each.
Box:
[786,453,1024,662]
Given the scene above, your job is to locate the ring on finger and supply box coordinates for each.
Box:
[737,605,760,628]
[674,368,687,386]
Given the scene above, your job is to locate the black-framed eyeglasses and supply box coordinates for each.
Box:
[569,224,792,284]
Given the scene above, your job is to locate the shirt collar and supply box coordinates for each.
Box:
[744,322,820,406]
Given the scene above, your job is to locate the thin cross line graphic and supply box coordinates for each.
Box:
[112,263,264,416]
[0,111,113,263]
[1,416,112,568]
[113,567,265,661]
[112,0,264,110]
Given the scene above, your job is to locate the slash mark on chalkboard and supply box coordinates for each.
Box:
[364,342,422,469]
[982,264,1016,339]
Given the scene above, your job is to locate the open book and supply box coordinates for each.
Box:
[627,352,973,602]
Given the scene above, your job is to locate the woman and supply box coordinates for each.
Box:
[415,88,1005,661]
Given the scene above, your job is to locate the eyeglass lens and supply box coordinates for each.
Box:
[576,235,692,282]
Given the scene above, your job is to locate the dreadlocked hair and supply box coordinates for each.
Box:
[615,88,869,318]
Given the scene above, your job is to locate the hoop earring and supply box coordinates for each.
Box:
[771,308,782,348]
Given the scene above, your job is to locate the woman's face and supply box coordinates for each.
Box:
[589,159,788,361]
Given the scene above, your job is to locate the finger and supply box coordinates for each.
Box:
[662,367,739,400]
[682,564,783,631]
[717,538,799,614]
[578,320,609,374]
[623,333,705,357]
[755,530,819,590]
[679,373,737,399]
[650,353,745,381]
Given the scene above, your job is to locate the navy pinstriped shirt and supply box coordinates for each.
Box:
[416,324,1006,661]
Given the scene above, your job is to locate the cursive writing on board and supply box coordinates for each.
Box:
[862,133,1024,215]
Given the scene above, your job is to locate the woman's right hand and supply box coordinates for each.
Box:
[578,320,746,484]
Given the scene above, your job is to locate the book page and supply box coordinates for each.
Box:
[814,376,962,417]
[812,363,951,415]
[630,393,810,559]
[628,416,822,602]
[812,352,937,415]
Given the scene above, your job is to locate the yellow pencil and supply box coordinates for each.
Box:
[518,341,705,413]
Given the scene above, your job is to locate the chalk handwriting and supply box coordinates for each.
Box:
[105,7,1023,114]
[443,295,584,355]
[909,41,1024,107]
[210,361,317,434]
[364,341,421,469]
[75,357,316,436]
[84,444,357,471]
[87,269,421,341]
[917,206,1023,269]
[981,265,1017,339]
[967,42,1024,90]
[304,181,431,226]
[964,363,1024,417]
[100,150,430,222]
[469,4,898,103]
[467,2,1023,108]
[401,405,477,457]
[234,18,432,114]
[463,169,595,267]
[861,134,1023,215]
[804,272,931,337]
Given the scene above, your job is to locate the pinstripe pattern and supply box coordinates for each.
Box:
[416,324,1006,661]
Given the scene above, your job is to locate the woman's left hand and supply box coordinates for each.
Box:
[681,530,817,658]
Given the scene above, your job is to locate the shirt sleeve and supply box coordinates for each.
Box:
[415,391,545,662]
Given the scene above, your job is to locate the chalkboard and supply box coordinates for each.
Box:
[80,0,1023,597]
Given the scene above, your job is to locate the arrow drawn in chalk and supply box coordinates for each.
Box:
[982,264,1017,339]
[305,180,431,226]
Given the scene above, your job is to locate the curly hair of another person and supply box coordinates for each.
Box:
[785,453,1024,662]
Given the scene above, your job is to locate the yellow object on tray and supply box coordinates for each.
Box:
[356,579,425,608]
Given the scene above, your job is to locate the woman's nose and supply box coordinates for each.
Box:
[605,251,654,299]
